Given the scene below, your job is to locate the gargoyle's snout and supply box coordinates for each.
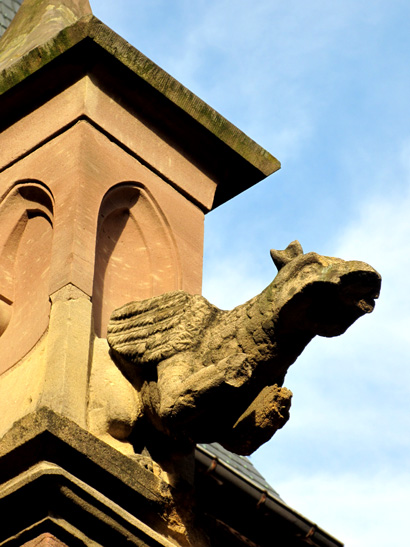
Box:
[338,263,381,314]
[307,260,381,337]
[275,252,382,338]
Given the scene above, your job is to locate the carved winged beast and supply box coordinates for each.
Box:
[107,241,381,456]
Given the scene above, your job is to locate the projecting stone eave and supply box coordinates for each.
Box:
[0,15,280,209]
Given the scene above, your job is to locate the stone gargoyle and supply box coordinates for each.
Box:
[106,241,381,456]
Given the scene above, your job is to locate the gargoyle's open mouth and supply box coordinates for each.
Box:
[282,266,382,338]
[340,269,381,314]
[313,268,381,337]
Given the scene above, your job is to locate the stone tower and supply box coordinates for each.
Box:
[0,0,279,425]
[0,1,352,546]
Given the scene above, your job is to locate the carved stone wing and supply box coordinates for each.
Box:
[107,290,216,366]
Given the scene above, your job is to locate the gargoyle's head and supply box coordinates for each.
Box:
[270,241,381,337]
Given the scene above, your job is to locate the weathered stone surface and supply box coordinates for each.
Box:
[0,409,193,546]
[224,383,293,455]
[0,0,91,71]
[107,241,381,456]
[89,336,143,456]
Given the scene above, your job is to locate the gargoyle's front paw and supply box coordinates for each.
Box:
[221,384,292,456]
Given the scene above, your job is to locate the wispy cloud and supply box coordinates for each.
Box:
[93,2,410,544]
[251,138,410,544]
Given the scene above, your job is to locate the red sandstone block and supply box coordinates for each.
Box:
[20,533,68,547]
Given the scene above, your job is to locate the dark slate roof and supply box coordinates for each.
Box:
[0,0,22,38]
[196,443,344,547]
[197,442,282,500]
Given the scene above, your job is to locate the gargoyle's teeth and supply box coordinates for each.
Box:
[357,298,375,313]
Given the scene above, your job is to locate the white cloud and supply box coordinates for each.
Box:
[93,0,392,164]
[333,139,410,349]
[250,139,410,544]
[202,251,269,310]
[92,2,410,544]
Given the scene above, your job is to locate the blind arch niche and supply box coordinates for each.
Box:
[92,183,181,337]
[0,181,54,373]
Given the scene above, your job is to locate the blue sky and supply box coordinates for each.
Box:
[92,2,410,545]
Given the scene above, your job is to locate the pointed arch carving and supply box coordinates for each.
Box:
[0,181,54,373]
[92,182,182,337]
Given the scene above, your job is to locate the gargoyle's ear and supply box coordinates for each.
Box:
[270,240,304,271]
